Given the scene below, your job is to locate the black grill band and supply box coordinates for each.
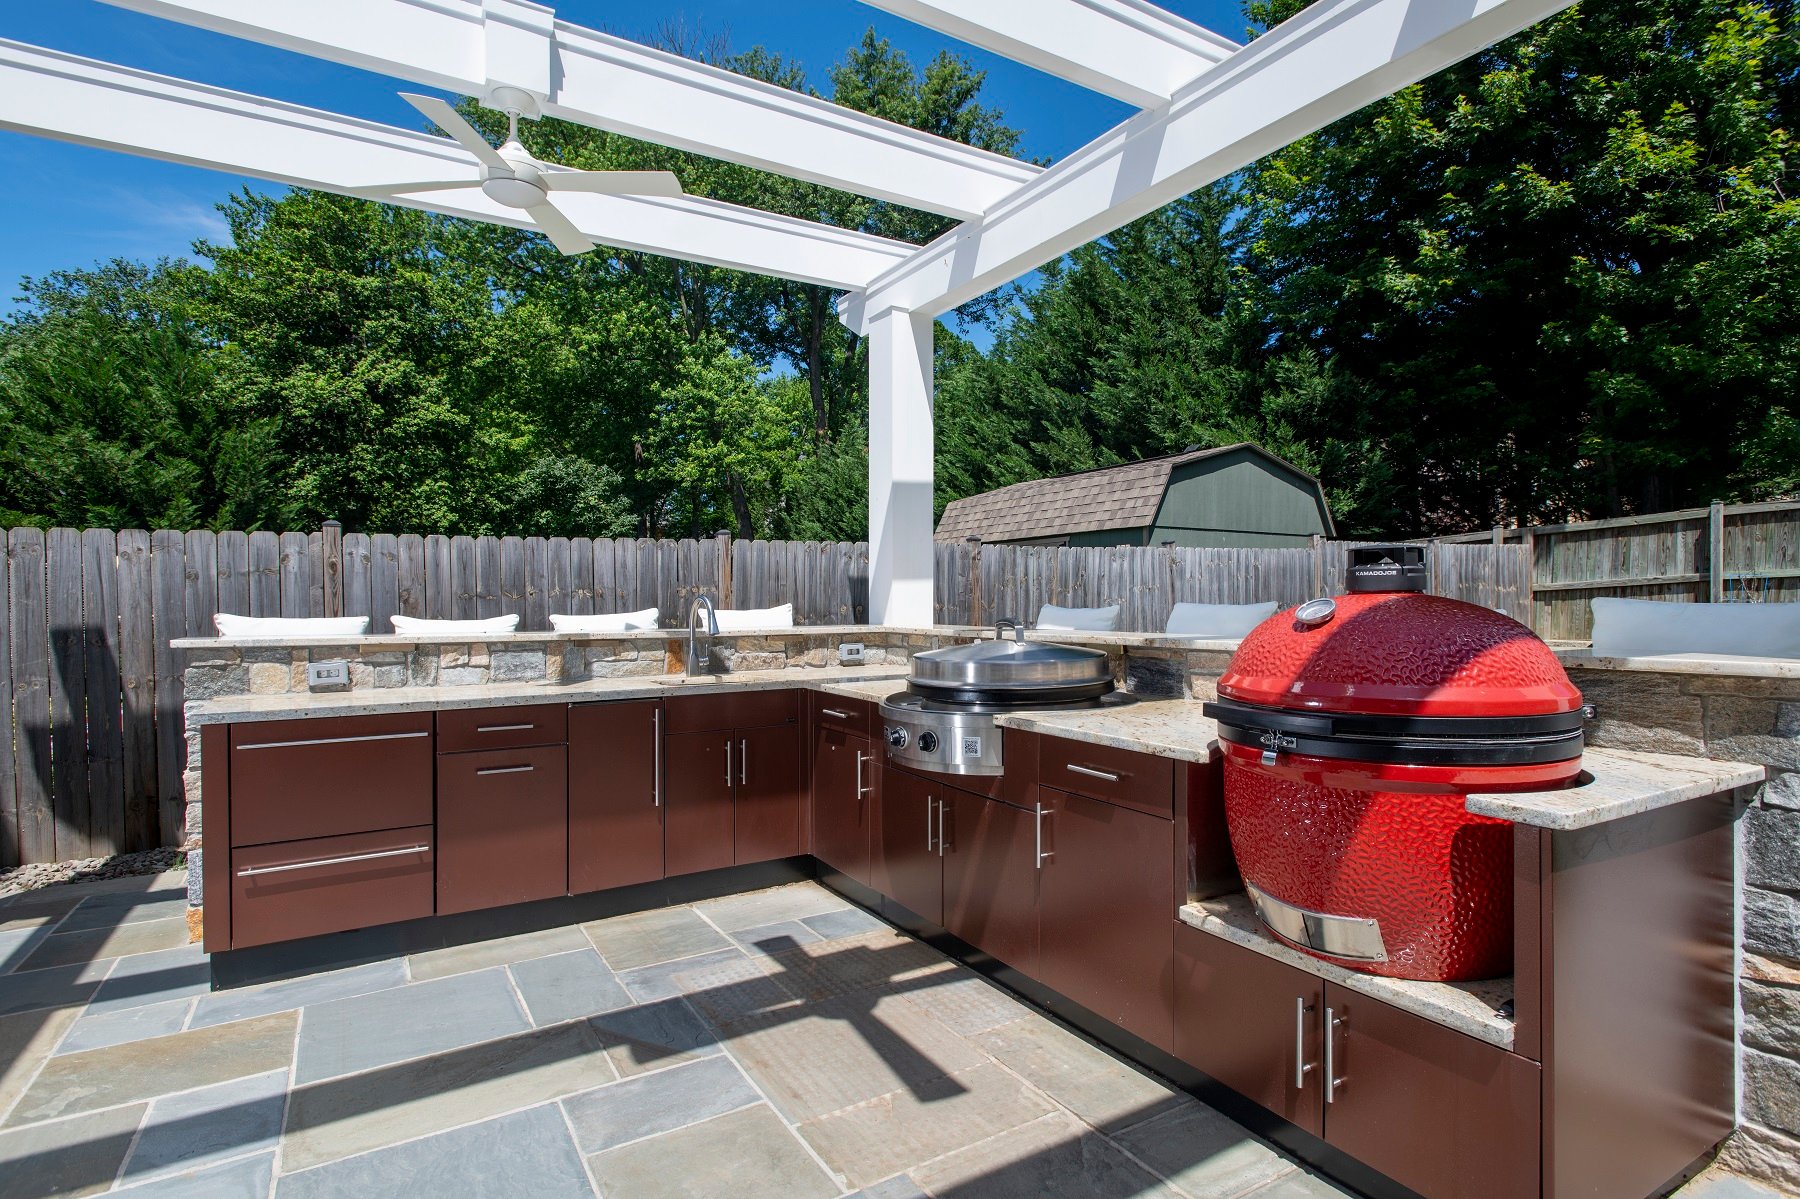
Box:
[1204,698,1588,767]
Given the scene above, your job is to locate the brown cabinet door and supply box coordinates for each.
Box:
[812,693,874,739]
[1035,787,1175,1050]
[436,703,568,753]
[663,731,735,876]
[811,727,875,883]
[1320,984,1541,1199]
[1173,922,1325,1136]
[436,745,568,915]
[665,690,798,734]
[941,789,1039,975]
[569,700,664,894]
[229,714,433,846]
[876,766,942,926]
[231,826,434,950]
[735,724,803,864]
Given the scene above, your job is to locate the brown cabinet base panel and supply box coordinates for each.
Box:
[231,826,435,950]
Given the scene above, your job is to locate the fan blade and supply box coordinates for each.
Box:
[400,93,508,172]
[348,180,478,198]
[525,201,596,256]
[543,170,684,198]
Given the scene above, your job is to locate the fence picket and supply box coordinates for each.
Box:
[370,534,400,633]
[0,535,14,865]
[82,529,125,857]
[248,531,280,616]
[116,530,157,853]
[150,529,186,849]
[10,529,53,863]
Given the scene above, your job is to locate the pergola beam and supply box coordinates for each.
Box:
[859,0,1238,108]
[842,0,1578,328]
[99,0,1042,220]
[0,39,917,291]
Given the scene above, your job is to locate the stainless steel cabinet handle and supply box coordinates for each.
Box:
[740,738,747,785]
[476,764,535,775]
[821,708,852,720]
[476,723,536,733]
[653,707,662,808]
[1294,997,1317,1090]
[1325,1007,1344,1103]
[1066,763,1121,783]
[855,751,869,798]
[938,799,948,857]
[1034,803,1051,868]
[236,730,429,751]
[237,844,428,877]
[926,796,937,851]
[725,738,732,785]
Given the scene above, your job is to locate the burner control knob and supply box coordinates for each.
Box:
[886,726,908,750]
[917,731,939,753]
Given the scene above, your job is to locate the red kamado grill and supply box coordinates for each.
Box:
[1203,546,1587,982]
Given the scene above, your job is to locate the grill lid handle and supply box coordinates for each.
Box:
[993,619,1026,643]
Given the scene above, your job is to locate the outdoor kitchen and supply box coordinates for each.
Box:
[119,539,1768,1199]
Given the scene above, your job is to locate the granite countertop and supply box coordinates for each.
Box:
[1553,648,1800,679]
[1180,893,1516,1050]
[172,625,931,650]
[992,696,1221,765]
[187,668,1761,831]
[1464,748,1763,829]
[183,664,911,725]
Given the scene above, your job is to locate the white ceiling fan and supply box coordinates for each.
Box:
[364,88,683,255]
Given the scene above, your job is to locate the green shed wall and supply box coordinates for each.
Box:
[1146,449,1331,548]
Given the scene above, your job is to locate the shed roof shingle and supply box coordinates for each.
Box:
[936,443,1284,543]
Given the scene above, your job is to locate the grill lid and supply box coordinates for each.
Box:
[909,620,1113,701]
[1218,590,1583,719]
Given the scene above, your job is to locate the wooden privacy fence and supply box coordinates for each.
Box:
[933,540,1532,629]
[0,525,873,868]
[0,524,1524,868]
[1436,500,1800,640]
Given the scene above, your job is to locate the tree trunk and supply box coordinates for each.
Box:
[728,473,754,539]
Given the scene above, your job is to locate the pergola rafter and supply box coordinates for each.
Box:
[3,0,1578,626]
[859,0,1240,107]
[0,39,918,291]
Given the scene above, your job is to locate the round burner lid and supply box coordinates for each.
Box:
[910,622,1113,696]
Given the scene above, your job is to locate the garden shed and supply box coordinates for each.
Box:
[936,442,1334,548]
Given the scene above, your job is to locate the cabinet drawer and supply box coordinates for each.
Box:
[231,826,433,949]
[437,704,567,753]
[665,689,797,734]
[229,714,433,847]
[436,745,568,914]
[1039,737,1173,818]
[812,693,874,739]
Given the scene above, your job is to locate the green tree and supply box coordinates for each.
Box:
[1239,0,1800,530]
[0,260,280,530]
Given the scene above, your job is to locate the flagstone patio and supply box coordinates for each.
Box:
[0,872,1775,1199]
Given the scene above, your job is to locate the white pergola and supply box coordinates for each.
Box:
[0,0,1575,625]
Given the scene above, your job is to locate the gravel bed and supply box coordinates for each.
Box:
[0,848,185,899]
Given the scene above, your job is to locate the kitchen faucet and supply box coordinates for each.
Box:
[687,594,720,677]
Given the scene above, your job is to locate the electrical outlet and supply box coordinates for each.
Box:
[838,642,865,665]
[306,659,350,690]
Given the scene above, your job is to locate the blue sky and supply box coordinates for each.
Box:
[0,0,1251,314]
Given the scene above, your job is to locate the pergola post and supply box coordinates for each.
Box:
[866,307,936,627]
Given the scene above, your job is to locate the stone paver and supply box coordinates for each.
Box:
[281,1105,593,1199]
[588,1104,838,1199]
[510,949,634,1025]
[292,967,526,1083]
[0,874,1369,1199]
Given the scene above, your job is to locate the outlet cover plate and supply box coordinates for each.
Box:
[306,659,350,690]
[838,642,865,665]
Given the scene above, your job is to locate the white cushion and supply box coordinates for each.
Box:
[549,608,660,632]
[213,613,369,638]
[389,614,521,636]
[1035,604,1122,632]
[1589,598,1800,660]
[1165,601,1278,638]
[711,604,794,632]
